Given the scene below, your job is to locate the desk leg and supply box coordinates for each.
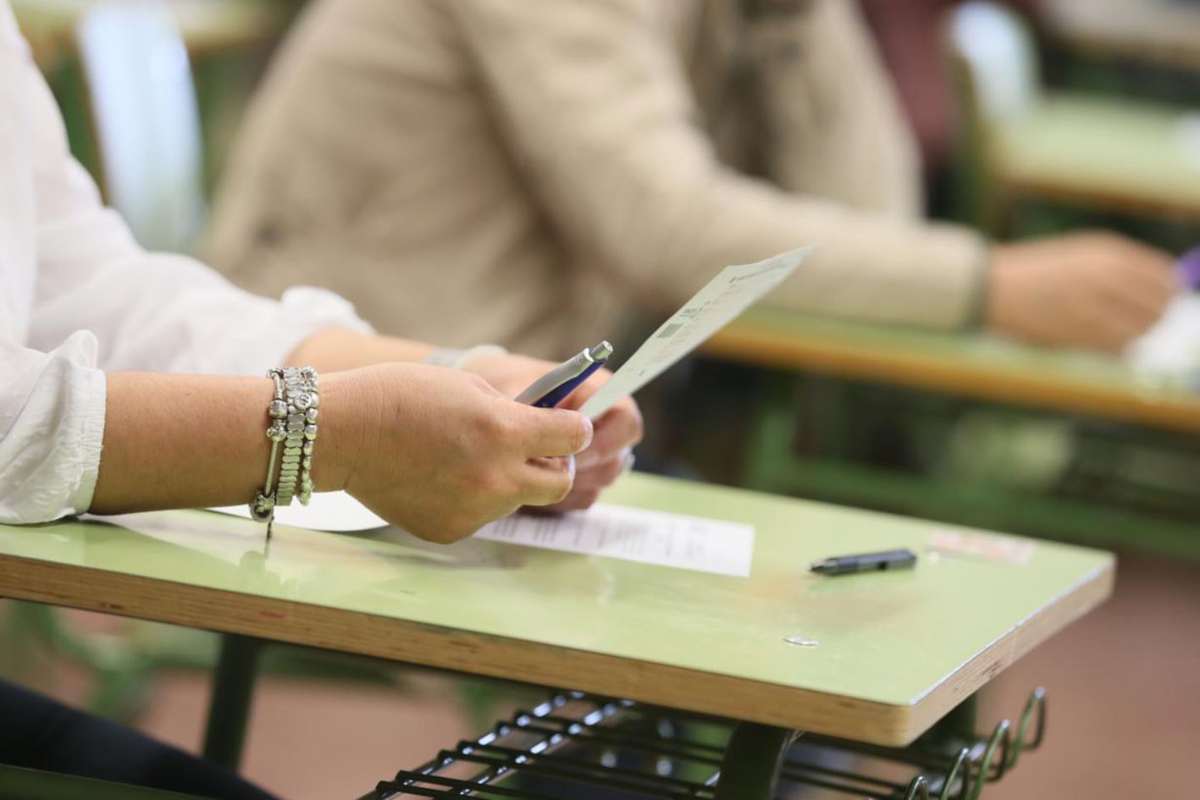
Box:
[202,634,261,771]
[714,723,799,800]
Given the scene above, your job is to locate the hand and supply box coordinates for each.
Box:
[986,232,1177,353]
[322,363,593,543]
[460,351,644,511]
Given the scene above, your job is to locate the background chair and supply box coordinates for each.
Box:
[946,1,1200,235]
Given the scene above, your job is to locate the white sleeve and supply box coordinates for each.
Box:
[24,59,370,375]
[0,25,367,524]
[0,334,107,524]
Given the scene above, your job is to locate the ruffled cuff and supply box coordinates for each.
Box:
[212,286,374,376]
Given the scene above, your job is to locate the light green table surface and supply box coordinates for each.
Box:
[0,473,1112,746]
[705,306,1200,433]
[995,94,1200,219]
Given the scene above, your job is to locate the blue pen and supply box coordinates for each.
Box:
[515,341,613,408]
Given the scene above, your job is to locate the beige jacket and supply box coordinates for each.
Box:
[208,0,987,360]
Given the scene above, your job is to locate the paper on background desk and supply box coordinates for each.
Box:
[1126,293,1200,385]
[211,493,755,577]
[580,247,807,418]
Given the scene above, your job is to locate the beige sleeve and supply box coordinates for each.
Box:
[748,1,924,216]
[447,0,988,329]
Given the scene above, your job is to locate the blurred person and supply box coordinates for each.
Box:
[208,0,1177,360]
[0,2,640,795]
[859,0,1039,173]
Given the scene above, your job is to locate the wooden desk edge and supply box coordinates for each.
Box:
[898,555,1115,743]
[998,171,1200,225]
[703,326,1200,434]
[0,552,1114,746]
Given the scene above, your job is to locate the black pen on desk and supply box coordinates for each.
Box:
[810,548,917,576]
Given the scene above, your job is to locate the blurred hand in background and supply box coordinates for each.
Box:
[986,232,1177,352]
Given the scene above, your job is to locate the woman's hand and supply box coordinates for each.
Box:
[322,363,594,542]
[458,351,644,511]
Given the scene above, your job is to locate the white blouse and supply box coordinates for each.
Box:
[0,2,368,524]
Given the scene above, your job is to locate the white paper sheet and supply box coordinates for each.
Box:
[580,248,808,418]
[475,504,754,577]
[1125,293,1200,385]
[210,493,755,577]
[212,490,387,532]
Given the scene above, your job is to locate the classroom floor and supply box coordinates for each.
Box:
[6,547,1198,800]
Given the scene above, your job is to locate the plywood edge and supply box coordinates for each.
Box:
[0,552,1114,746]
[702,326,1200,434]
[0,554,905,744]
[897,555,1116,744]
[998,172,1200,224]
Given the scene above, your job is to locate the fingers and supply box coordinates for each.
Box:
[553,367,642,466]
[1069,245,1176,349]
[577,399,644,467]
[1057,278,1162,352]
[1088,292,1166,349]
[510,405,593,457]
[1087,251,1176,327]
[542,487,601,513]
[523,448,634,514]
[574,448,632,489]
[519,455,575,506]
[541,448,634,513]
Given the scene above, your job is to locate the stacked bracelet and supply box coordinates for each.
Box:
[250,366,320,534]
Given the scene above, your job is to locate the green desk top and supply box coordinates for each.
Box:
[0,473,1112,745]
[995,94,1200,217]
[706,306,1200,433]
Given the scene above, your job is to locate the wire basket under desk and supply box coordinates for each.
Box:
[360,688,1046,800]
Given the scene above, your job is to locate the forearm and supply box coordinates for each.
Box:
[90,328,437,515]
[89,371,362,514]
[284,329,435,372]
[452,3,983,327]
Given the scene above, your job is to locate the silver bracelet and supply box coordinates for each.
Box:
[274,366,319,507]
[250,371,286,525]
[251,366,320,536]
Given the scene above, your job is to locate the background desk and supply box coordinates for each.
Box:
[988,94,1200,224]
[705,307,1200,434]
[0,473,1112,749]
[1041,0,1200,71]
[14,0,289,74]
[699,309,1200,557]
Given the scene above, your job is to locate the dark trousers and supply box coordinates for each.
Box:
[0,678,275,800]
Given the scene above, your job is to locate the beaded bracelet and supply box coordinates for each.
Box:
[250,366,320,536]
